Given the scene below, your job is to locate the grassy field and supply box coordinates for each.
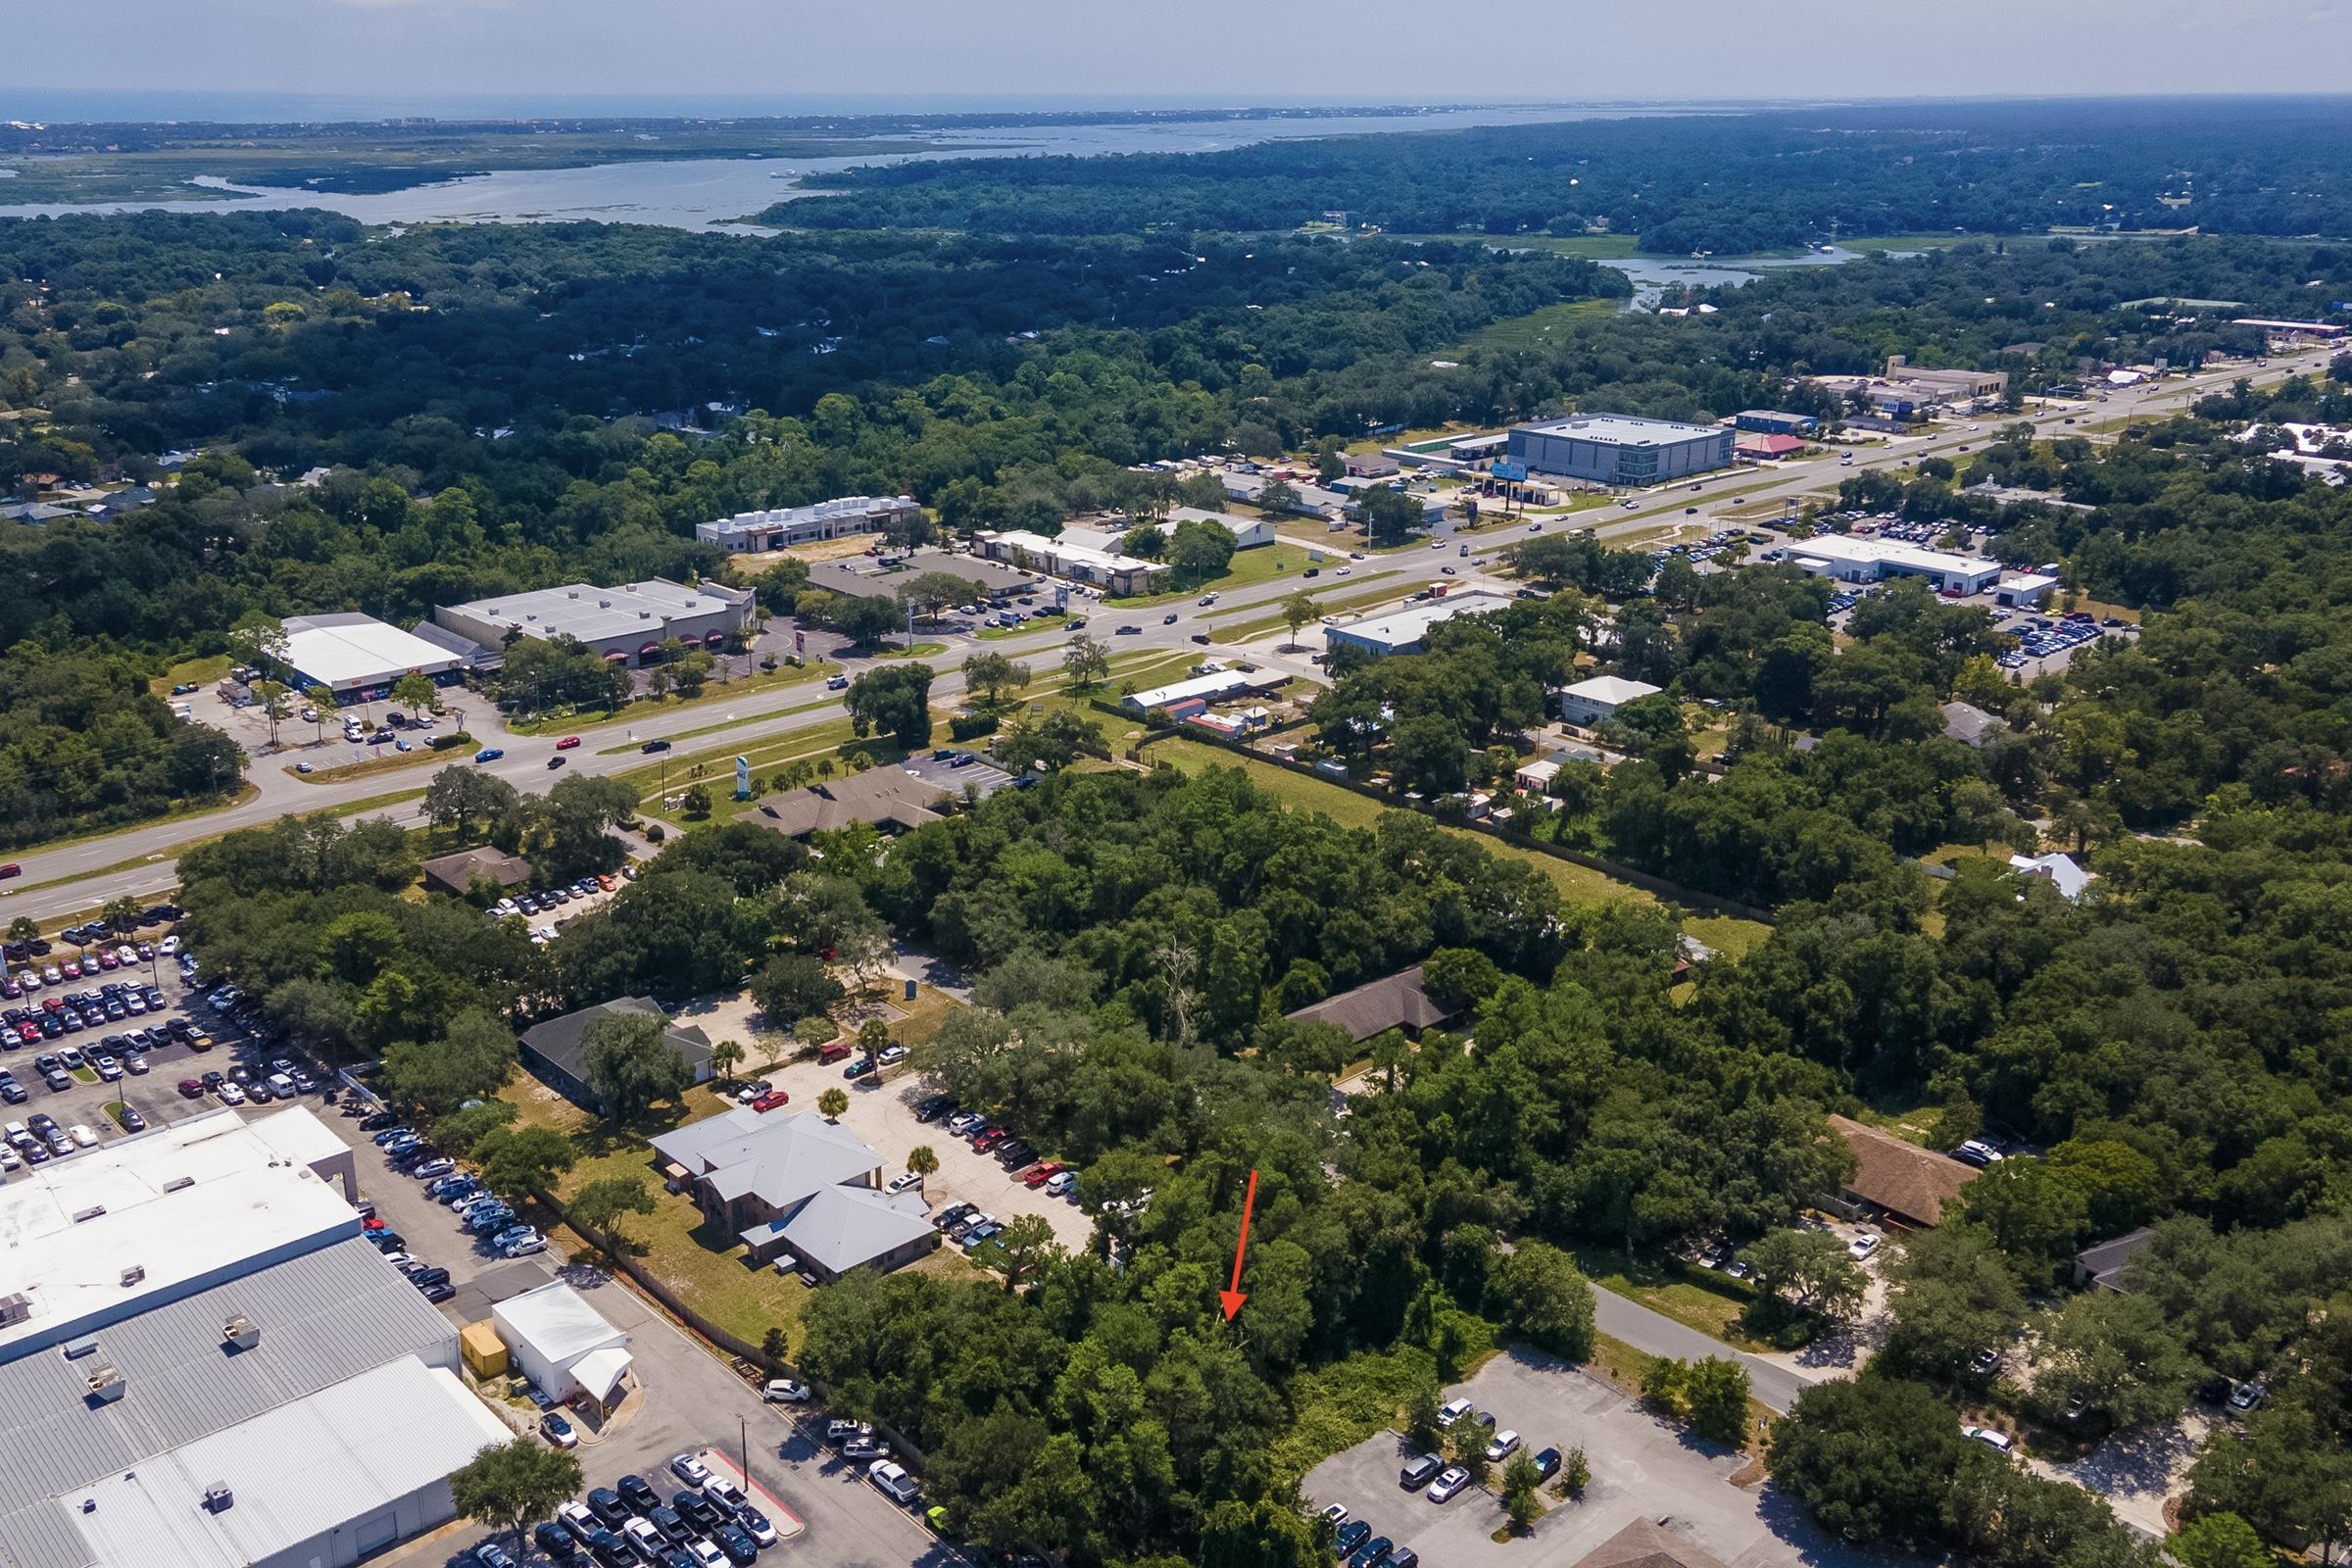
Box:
[1574,1245,1757,1345]
[1455,297,1621,354]
[594,691,846,755]
[504,1077,816,1354]
[1140,737,1774,951]
[1102,542,1317,610]
[283,745,452,786]
[505,661,842,738]
[148,653,231,697]
[1215,580,1413,640]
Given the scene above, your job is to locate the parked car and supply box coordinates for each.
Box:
[762,1378,812,1403]
[1427,1465,1471,1503]
[669,1452,713,1488]
[1963,1425,2014,1452]
[542,1411,578,1447]
[1399,1453,1442,1490]
[1484,1428,1521,1462]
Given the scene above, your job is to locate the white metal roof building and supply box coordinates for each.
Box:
[696,495,921,552]
[0,1108,496,1568]
[492,1281,631,1408]
[432,578,754,665]
[276,613,462,699]
[1789,536,2004,595]
[1323,591,1515,658]
[1164,507,1276,549]
[1556,674,1664,725]
[1121,669,1290,714]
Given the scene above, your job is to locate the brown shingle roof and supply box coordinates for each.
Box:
[1570,1520,1733,1568]
[1285,963,1455,1043]
[753,768,950,838]
[419,845,531,895]
[1829,1114,1982,1226]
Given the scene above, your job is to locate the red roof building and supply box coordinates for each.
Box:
[1737,432,1809,459]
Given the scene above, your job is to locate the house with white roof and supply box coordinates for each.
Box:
[1555,674,1663,726]
[2009,851,2092,902]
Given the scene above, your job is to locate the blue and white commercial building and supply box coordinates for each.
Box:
[1507,415,1736,487]
[1790,536,2005,595]
[0,1107,508,1568]
[696,495,922,553]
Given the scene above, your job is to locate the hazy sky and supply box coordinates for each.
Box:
[8,0,2352,115]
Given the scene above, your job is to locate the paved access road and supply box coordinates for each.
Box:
[0,345,2332,927]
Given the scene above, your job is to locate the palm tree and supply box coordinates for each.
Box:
[6,916,36,947]
[906,1145,938,1192]
[101,896,140,936]
[857,1017,891,1069]
[817,1087,849,1121]
[710,1038,746,1085]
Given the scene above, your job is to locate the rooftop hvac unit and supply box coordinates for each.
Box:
[84,1366,124,1404]
[119,1266,145,1288]
[203,1482,233,1514]
[222,1315,259,1351]
[71,1205,106,1224]
[161,1176,194,1193]
[0,1294,28,1327]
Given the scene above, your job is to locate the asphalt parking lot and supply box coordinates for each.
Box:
[0,940,318,1167]
[1303,1349,1867,1568]
[743,1054,1094,1252]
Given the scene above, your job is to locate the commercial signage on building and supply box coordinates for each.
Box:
[1492,461,1528,482]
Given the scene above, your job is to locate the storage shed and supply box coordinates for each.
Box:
[491,1282,631,1410]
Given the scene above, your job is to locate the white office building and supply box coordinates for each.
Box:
[696,495,922,553]
[0,1108,508,1568]
[1323,591,1515,657]
[1789,536,2005,595]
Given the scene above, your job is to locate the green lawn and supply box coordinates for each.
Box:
[1575,1245,1757,1345]
[1456,297,1621,354]
[504,1080,815,1354]
[1140,738,1775,951]
[505,661,842,737]
[1217,579,1411,641]
[1102,542,1315,609]
[148,652,231,697]
[284,745,451,785]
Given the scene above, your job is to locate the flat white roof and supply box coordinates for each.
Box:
[700,495,915,538]
[67,1357,509,1568]
[492,1281,625,1369]
[1799,535,2001,576]
[1559,674,1662,706]
[1125,669,1288,710]
[278,614,459,688]
[1326,591,1515,650]
[1515,414,1728,446]
[0,1108,359,1362]
[2000,572,2060,592]
[440,578,744,644]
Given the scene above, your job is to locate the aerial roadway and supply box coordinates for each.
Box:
[0,343,2331,926]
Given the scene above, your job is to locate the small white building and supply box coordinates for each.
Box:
[1790,536,2005,595]
[492,1282,632,1410]
[1556,674,1663,726]
[1994,573,2059,608]
[1165,507,1275,549]
[1513,758,1563,795]
[2009,852,2092,903]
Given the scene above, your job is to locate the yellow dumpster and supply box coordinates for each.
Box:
[461,1320,510,1379]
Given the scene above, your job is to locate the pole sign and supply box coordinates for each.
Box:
[1492,461,1528,483]
[793,628,806,657]
[735,756,752,799]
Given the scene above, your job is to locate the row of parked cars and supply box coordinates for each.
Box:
[492,869,628,922]
[2001,611,2121,669]
[479,1451,781,1568]
[924,1098,1078,1196]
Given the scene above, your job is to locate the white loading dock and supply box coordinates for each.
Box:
[492,1282,632,1410]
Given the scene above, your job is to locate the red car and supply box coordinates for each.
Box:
[176,1078,205,1099]
[816,1042,852,1064]
[751,1090,790,1112]
[556,736,581,750]
[362,1215,386,1232]
[972,1127,1008,1152]
[1023,1161,1064,1189]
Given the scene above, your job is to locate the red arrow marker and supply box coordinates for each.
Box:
[1219,1168,1259,1322]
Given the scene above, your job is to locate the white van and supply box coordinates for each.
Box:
[267,1072,297,1099]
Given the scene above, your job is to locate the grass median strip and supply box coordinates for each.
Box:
[505,661,844,738]
[595,691,847,755]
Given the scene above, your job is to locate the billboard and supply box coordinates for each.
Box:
[1491,461,1529,482]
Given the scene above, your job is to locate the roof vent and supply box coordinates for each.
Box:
[222,1314,259,1351]
[62,1337,99,1359]
[84,1366,124,1404]
[0,1294,29,1327]
[119,1266,145,1289]
[72,1205,106,1224]
[203,1482,233,1514]
[162,1177,194,1194]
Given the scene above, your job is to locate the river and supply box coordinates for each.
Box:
[0,104,1697,230]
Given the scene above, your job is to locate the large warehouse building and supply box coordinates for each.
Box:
[276,612,463,700]
[1789,536,2005,595]
[695,495,922,553]
[1507,415,1736,486]
[433,578,755,666]
[0,1107,508,1568]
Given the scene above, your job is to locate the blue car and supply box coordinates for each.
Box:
[474,747,505,763]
